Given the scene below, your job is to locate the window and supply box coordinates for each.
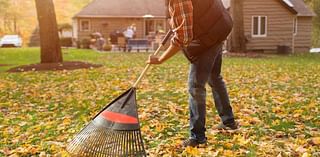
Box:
[145,19,166,36]
[145,20,155,36]
[293,17,298,35]
[252,16,267,37]
[80,20,90,31]
[155,20,165,32]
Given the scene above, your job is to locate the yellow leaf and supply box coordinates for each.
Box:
[224,143,233,149]
[233,134,250,146]
[39,152,46,157]
[272,119,280,126]
[155,123,164,132]
[223,150,234,157]
[310,137,320,145]
[272,107,283,113]
[302,152,310,157]
[63,118,71,125]
[294,109,303,114]
[185,147,200,156]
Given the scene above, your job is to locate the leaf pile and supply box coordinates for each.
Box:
[0,50,319,156]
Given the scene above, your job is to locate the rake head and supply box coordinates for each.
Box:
[66,88,146,156]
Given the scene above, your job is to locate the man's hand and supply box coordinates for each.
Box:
[147,55,163,64]
[146,44,181,65]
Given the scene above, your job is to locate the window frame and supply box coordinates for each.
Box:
[80,19,91,32]
[252,16,267,37]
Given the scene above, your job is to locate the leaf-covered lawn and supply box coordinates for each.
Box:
[0,48,319,156]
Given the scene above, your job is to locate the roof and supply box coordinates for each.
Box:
[74,0,166,18]
[289,0,316,16]
[222,0,315,17]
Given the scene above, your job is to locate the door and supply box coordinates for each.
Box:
[144,19,166,37]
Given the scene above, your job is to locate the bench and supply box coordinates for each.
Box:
[127,39,150,52]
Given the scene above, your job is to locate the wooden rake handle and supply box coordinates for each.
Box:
[132,30,173,88]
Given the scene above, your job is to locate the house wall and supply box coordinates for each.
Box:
[75,17,167,42]
[294,17,313,53]
[242,0,295,52]
[76,18,144,40]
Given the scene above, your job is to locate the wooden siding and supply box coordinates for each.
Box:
[294,17,313,52]
[77,18,144,40]
[76,18,167,41]
[243,0,295,52]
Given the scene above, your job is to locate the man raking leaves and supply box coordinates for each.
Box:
[147,0,238,147]
[67,0,238,155]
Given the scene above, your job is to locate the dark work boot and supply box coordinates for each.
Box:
[182,138,207,147]
[214,121,239,130]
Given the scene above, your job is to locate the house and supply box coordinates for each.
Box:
[29,24,73,47]
[73,0,315,53]
[223,0,316,53]
[72,0,168,44]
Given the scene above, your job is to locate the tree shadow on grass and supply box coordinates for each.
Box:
[7,61,102,72]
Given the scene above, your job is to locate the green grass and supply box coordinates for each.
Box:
[0,48,319,156]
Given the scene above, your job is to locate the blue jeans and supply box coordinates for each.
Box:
[188,44,235,141]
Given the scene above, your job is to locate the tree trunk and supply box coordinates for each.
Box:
[35,0,62,63]
[13,15,17,33]
[312,0,320,47]
[230,0,247,52]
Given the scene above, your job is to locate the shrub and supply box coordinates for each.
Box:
[103,44,112,51]
[60,37,72,47]
[81,38,91,49]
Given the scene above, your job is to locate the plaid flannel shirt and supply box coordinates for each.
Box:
[168,0,194,47]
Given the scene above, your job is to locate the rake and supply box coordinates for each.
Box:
[66,30,173,157]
